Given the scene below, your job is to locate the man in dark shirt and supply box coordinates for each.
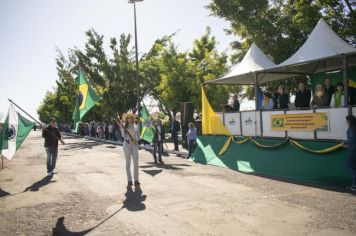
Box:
[324,78,335,106]
[170,116,181,151]
[273,88,281,109]
[231,94,240,112]
[42,118,65,176]
[295,82,311,109]
[153,119,165,164]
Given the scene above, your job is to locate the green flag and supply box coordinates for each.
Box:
[139,103,155,143]
[72,71,101,131]
[1,104,34,160]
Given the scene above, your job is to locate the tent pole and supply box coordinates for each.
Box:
[254,73,259,110]
[1,154,3,169]
[342,56,349,110]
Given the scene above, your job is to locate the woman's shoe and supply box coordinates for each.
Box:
[134,181,140,186]
[127,181,133,187]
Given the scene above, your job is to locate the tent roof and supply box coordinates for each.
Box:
[209,19,356,85]
[208,43,278,85]
[263,18,356,77]
[279,18,356,67]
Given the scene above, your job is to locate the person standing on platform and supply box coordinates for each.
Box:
[118,113,140,187]
[261,90,274,110]
[295,82,311,109]
[152,119,165,164]
[324,78,335,106]
[273,87,281,109]
[278,85,289,109]
[186,123,197,158]
[345,115,356,192]
[330,82,345,108]
[170,116,181,151]
[231,94,240,112]
[42,118,65,176]
[312,84,328,108]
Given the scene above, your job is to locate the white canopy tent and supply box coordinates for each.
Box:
[263,18,356,76]
[207,18,356,108]
[261,18,356,105]
[208,43,296,85]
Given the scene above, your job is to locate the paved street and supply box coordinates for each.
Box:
[0,131,355,236]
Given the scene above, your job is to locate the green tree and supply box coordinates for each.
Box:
[208,0,355,95]
[188,27,235,112]
[38,29,140,123]
[141,28,231,116]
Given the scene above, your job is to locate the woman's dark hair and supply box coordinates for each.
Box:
[346,115,356,130]
[264,92,271,98]
[336,82,344,89]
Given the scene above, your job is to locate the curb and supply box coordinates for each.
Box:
[64,133,189,157]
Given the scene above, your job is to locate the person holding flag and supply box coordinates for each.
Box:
[118,113,141,187]
[42,118,65,176]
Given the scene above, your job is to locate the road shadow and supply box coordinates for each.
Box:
[106,146,117,149]
[53,216,94,236]
[123,185,146,211]
[52,186,146,235]
[245,172,356,194]
[142,169,163,177]
[23,176,56,192]
[62,141,102,150]
[140,163,191,171]
[0,188,10,198]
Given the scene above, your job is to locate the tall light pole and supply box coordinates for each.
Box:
[128,0,143,113]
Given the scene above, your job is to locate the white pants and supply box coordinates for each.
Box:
[123,142,139,181]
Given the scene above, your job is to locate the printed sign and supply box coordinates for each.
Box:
[271,112,329,131]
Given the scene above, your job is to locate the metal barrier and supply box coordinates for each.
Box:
[218,106,356,141]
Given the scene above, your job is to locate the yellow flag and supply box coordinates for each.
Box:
[202,87,231,135]
[349,79,356,89]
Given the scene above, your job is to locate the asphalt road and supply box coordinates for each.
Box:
[0,131,355,236]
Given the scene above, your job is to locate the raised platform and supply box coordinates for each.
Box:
[191,135,351,187]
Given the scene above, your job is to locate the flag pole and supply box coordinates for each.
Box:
[8,99,60,141]
[8,99,42,126]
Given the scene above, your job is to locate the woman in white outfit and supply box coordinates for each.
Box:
[118,113,141,187]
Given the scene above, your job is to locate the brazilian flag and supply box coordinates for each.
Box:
[272,118,284,128]
[139,103,155,143]
[72,71,101,132]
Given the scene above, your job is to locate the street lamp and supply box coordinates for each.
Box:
[128,0,143,113]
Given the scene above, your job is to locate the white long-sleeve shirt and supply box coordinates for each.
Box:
[120,125,140,142]
[330,93,345,107]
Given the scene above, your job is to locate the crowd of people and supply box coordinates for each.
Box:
[228,78,356,111]
[57,116,198,160]
[44,113,355,191]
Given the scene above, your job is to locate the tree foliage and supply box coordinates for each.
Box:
[209,0,355,63]
[38,28,231,123]
[141,27,236,116]
[208,0,355,95]
[38,29,141,123]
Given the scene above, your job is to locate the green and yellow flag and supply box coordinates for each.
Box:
[139,103,155,143]
[72,71,101,131]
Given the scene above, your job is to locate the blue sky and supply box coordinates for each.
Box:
[0,0,236,121]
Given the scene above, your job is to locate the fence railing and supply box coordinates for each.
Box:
[216,105,356,141]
